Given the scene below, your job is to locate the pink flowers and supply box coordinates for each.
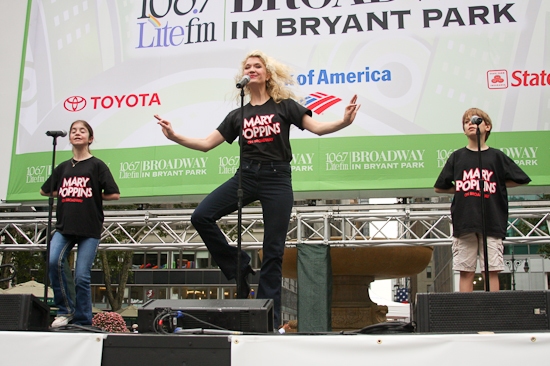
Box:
[92,312,130,333]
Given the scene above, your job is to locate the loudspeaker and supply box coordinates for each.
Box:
[102,334,230,366]
[137,298,273,334]
[415,291,550,333]
[0,294,50,331]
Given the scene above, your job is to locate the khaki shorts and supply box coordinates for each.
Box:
[452,232,504,272]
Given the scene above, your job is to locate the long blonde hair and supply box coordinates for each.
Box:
[236,50,299,103]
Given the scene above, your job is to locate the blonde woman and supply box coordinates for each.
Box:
[156,50,360,328]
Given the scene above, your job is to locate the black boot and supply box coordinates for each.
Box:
[237,266,255,299]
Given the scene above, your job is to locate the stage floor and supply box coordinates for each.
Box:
[1,330,549,366]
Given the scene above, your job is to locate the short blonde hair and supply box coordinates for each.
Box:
[236,50,299,103]
[462,108,493,141]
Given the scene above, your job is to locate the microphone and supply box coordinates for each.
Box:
[236,75,250,89]
[470,115,483,125]
[46,130,67,138]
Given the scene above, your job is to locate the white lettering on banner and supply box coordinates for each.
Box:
[499,147,538,159]
[325,150,425,171]
[26,165,50,184]
[118,158,208,179]
[291,153,315,172]
[218,156,240,175]
[120,171,140,179]
[141,158,208,171]
[350,150,425,162]
[152,171,184,177]
[326,162,350,171]
[363,163,399,169]
[500,146,539,167]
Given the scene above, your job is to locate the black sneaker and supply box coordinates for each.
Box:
[237,266,255,299]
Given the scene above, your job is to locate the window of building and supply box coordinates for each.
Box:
[196,251,209,268]
[174,251,196,268]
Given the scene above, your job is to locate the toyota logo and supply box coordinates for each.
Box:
[64,96,87,112]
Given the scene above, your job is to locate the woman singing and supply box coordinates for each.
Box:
[156,50,360,328]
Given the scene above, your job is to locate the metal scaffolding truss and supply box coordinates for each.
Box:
[0,201,549,251]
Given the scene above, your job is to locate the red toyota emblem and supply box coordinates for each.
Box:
[64,96,87,112]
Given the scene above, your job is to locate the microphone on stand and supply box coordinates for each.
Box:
[470,116,483,125]
[236,75,251,89]
[46,130,67,138]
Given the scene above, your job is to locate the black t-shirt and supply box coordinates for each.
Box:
[434,147,531,239]
[217,98,311,162]
[41,157,120,239]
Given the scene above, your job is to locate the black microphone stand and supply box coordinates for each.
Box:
[476,125,490,291]
[235,84,246,298]
[43,133,62,304]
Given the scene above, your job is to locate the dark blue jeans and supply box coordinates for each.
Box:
[191,159,293,328]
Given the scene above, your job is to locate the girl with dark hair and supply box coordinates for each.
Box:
[40,120,120,327]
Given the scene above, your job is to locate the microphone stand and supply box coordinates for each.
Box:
[235,84,245,298]
[476,125,490,291]
[44,133,62,304]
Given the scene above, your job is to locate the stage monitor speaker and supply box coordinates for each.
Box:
[137,298,274,334]
[414,291,550,333]
[0,294,50,331]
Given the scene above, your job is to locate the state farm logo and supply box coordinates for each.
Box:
[63,93,161,112]
[487,69,550,89]
[487,70,508,89]
[64,96,87,112]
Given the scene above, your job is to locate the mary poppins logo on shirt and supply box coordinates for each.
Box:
[242,114,280,144]
[456,168,497,197]
[58,177,93,203]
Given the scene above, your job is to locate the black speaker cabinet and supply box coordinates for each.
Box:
[0,294,50,331]
[102,334,230,366]
[137,298,273,334]
[415,291,550,333]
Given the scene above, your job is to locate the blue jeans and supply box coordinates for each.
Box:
[191,159,293,328]
[49,232,99,325]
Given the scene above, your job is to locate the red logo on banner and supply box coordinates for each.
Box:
[64,96,87,112]
[62,93,161,111]
[487,70,508,89]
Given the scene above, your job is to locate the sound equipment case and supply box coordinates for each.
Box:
[0,294,50,331]
[415,291,550,333]
[137,298,274,334]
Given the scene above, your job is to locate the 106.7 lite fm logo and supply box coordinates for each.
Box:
[118,157,209,179]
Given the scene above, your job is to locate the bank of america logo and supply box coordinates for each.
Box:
[304,92,342,114]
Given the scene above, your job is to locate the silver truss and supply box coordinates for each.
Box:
[0,201,549,251]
